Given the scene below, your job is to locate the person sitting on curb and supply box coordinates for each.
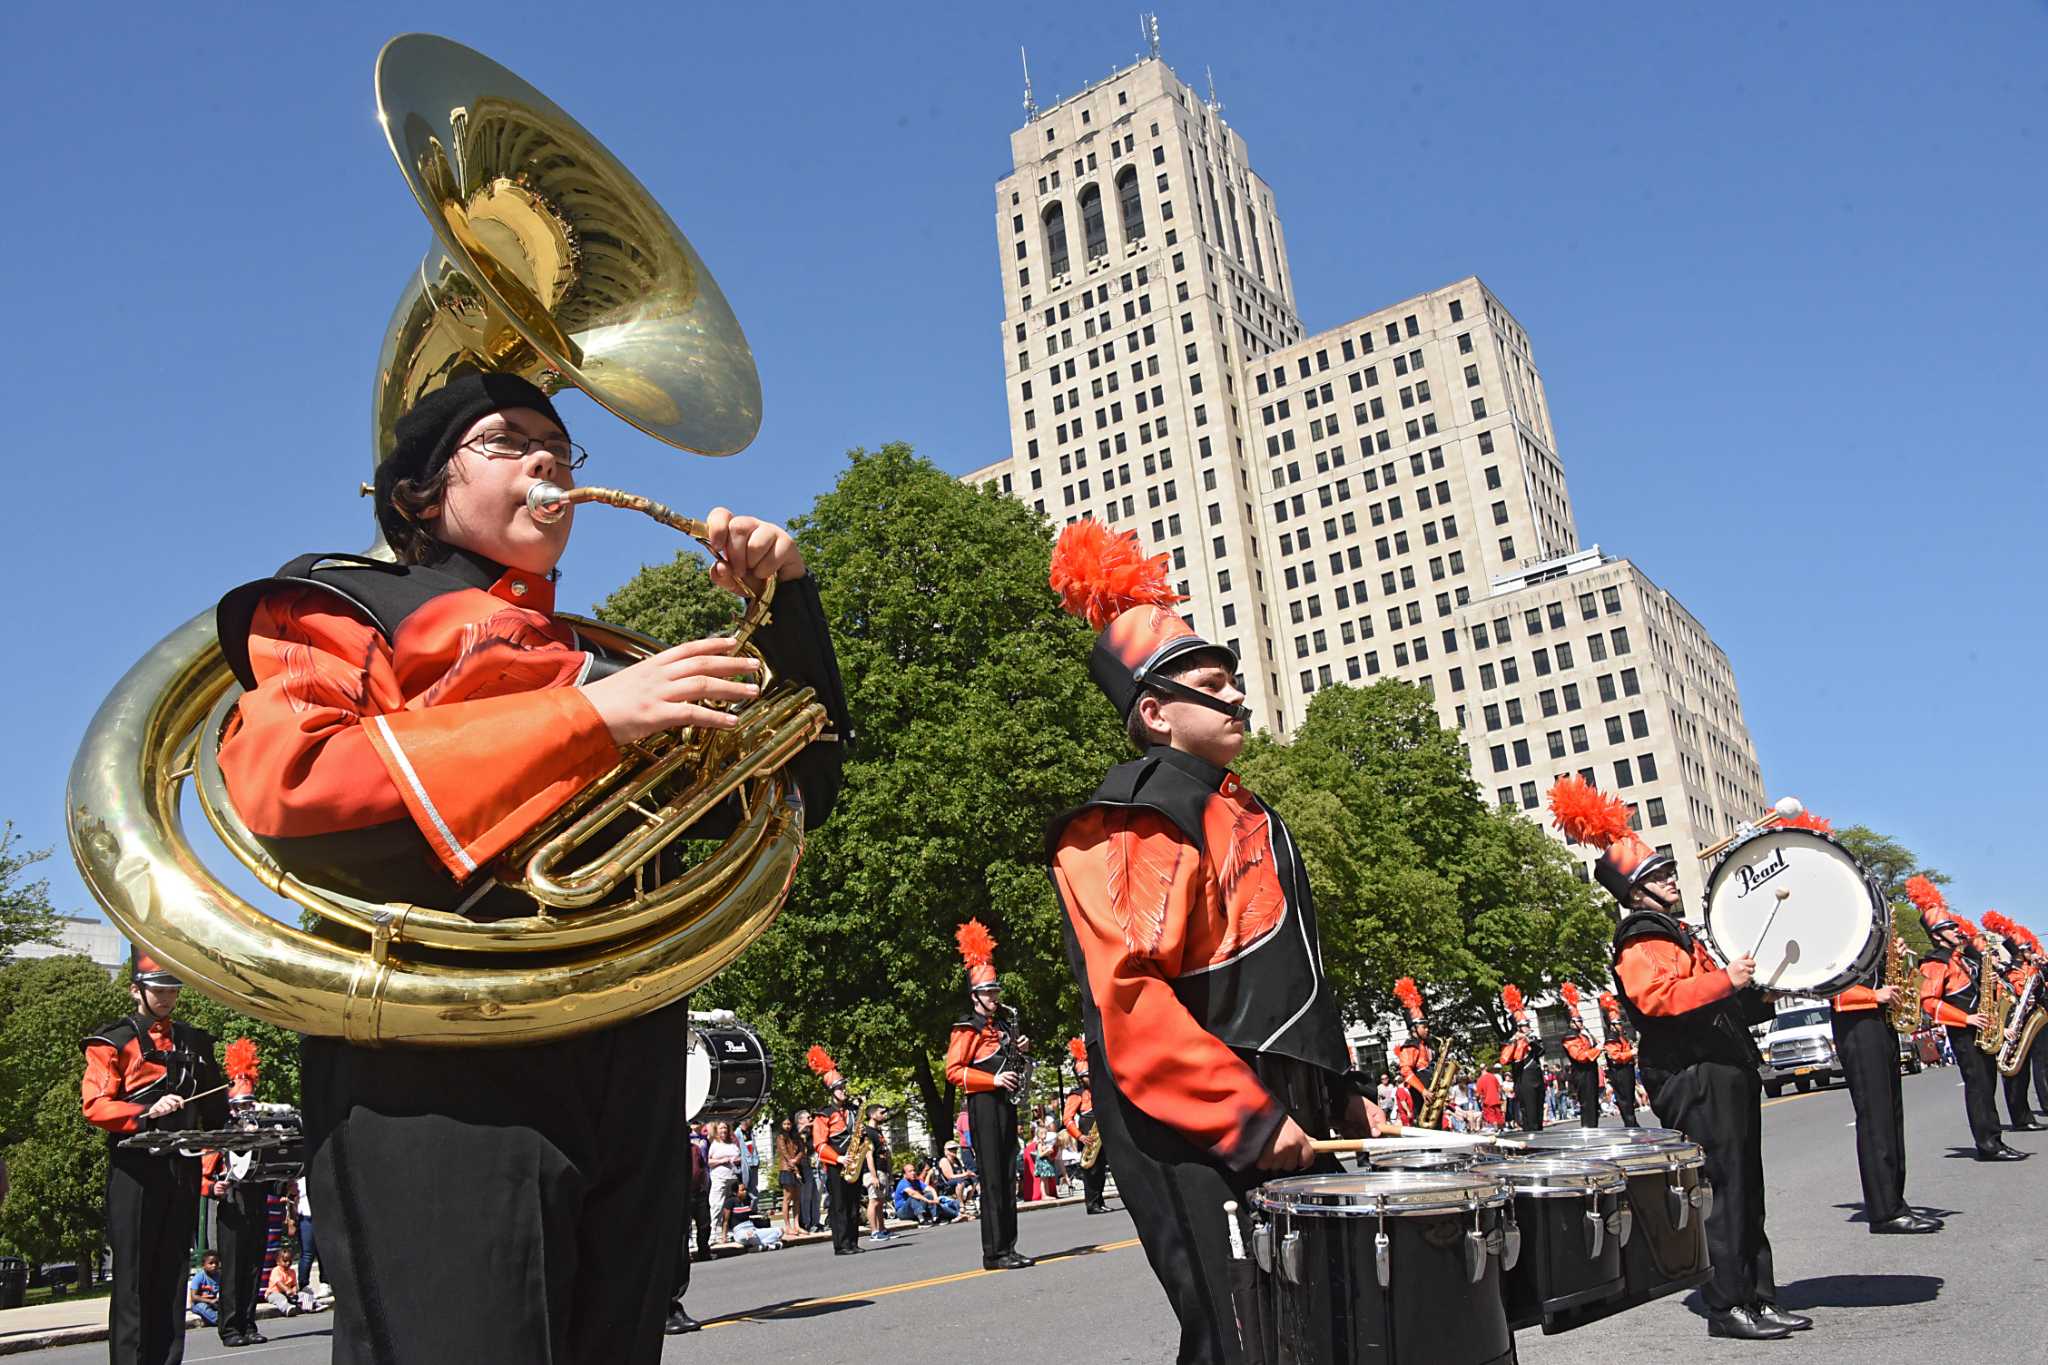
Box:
[893,1162,961,1225]
[189,1252,222,1327]
[265,1250,301,1316]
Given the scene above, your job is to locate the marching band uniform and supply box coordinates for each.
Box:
[1559,984,1602,1129]
[81,952,227,1365]
[943,922,1033,1270]
[1912,879,2024,1162]
[806,1049,864,1255]
[212,374,848,1364]
[1063,1039,1111,1214]
[1551,776,1804,1342]
[1599,993,1640,1128]
[1498,985,1545,1133]
[1045,522,1365,1365]
[1983,913,2042,1130]
[1829,981,1939,1231]
[1392,980,1440,1129]
[199,1042,270,1347]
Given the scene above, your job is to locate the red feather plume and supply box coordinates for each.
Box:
[955,919,998,967]
[1393,976,1424,1019]
[1778,809,1832,833]
[223,1038,259,1085]
[1949,913,1980,939]
[1068,1037,1089,1066]
[1500,984,1525,1017]
[805,1045,839,1078]
[1903,875,1946,913]
[1546,776,1632,849]
[1599,991,1622,1019]
[1560,982,1582,1011]
[1049,519,1184,630]
[1982,910,2016,938]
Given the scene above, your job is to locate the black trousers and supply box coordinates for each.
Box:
[301,1002,688,1365]
[2001,1055,2037,1127]
[1945,1025,2004,1152]
[1832,1010,1907,1222]
[797,1163,820,1230]
[213,1182,268,1341]
[1645,1060,1775,1312]
[2031,1030,2048,1115]
[1515,1060,1546,1132]
[105,1146,198,1365]
[1571,1061,1601,1127]
[1610,1061,1639,1126]
[967,1089,1021,1262]
[825,1164,861,1250]
[1081,1148,1111,1208]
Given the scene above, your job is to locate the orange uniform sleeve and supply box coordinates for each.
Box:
[220,587,618,881]
[944,1026,999,1094]
[811,1114,841,1166]
[1833,985,1879,1011]
[1614,937,1735,1017]
[1396,1045,1430,1098]
[1063,1091,1086,1143]
[1564,1034,1600,1063]
[1052,807,1282,1170]
[80,1043,145,1134]
[1919,959,1971,1029]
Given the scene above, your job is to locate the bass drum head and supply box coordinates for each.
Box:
[1705,828,1883,996]
[684,1025,772,1125]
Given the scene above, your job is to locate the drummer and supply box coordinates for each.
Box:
[1548,777,1809,1343]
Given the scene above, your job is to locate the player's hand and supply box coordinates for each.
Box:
[704,508,806,589]
[581,637,761,743]
[145,1094,185,1120]
[1966,1012,1991,1031]
[1873,986,1899,1005]
[995,1070,1023,1095]
[1255,1116,1318,1172]
[1725,953,1758,989]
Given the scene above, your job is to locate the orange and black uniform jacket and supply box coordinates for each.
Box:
[214,548,846,910]
[944,1017,1012,1096]
[1831,984,1883,1014]
[1563,1031,1601,1065]
[811,1106,853,1168]
[1499,1031,1536,1066]
[1063,1086,1095,1142]
[1048,747,1348,1170]
[81,1015,224,1138]
[1603,1035,1636,1064]
[1395,1040,1435,1101]
[1611,909,1771,1072]
[1918,947,1978,1029]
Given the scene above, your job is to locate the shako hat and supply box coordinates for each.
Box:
[1393,976,1428,1033]
[224,1038,261,1101]
[805,1045,847,1092]
[1068,1037,1089,1075]
[956,920,999,991]
[1905,875,1972,939]
[1546,775,1674,904]
[1560,982,1588,1033]
[1500,983,1530,1028]
[1598,991,1626,1035]
[1050,520,1243,722]
[129,948,182,988]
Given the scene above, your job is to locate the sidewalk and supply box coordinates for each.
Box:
[0,1194,1089,1356]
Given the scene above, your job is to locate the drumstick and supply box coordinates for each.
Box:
[1744,888,1793,963]
[1309,1133,1530,1154]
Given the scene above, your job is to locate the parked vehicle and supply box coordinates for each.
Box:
[1761,999,1841,1099]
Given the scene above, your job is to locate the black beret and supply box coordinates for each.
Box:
[373,373,567,549]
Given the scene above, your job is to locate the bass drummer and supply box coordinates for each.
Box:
[1548,777,1808,1343]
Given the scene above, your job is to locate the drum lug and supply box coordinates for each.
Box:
[1502,1212,1521,1273]
[1279,1229,1303,1286]
[1252,1218,1274,1274]
[1585,1201,1604,1258]
[1695,1178,1714,1222]
[1465,1209,1487,1284]
[1374,1229,1391,1290]
[1612,1205,1633,1248]
[1667,1178,1689,1231]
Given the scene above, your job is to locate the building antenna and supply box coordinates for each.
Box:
[1141,13,1161,60]
[1021,46,1038,122]
[1205,65,1224,116]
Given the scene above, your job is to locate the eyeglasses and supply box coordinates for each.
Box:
[460,431,589,470]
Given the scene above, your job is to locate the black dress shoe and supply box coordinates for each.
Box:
[237,1330,268,1346]
[218,1333,245,1348]
[1754,1304,1812,1331]
[2007,1119,2042,1131]
[1870,1211,1942,1233]
[996,1251,1035,1269]
[835,1245,863,1255]
[1085,1202,1109,1214]
[663,1311,702,1334]
[1707,1305,1792,1340]
[1976,1145,2029,1161]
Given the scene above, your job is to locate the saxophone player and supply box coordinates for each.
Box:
[1392,978,1442,1127]
[1830,935,1943,1232]
[806,1048,866,1255]
[1911,879,2026,1162]
[944,921,1035,1270]
[1559,983,1604,1128]
[1062,1038,1111,1214]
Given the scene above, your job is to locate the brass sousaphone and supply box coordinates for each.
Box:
[67,34,825,1046]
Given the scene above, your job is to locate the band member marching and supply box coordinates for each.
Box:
[81,950,229,1365]
[1598,993,1641,1128]
[1498,984,1546,1133]
[1830,954,1942,1232]
[1559,983,1603,1128]
[1912,878,2026,1162]
[806,1048,866,1254]
[213,372,847,1363]
[1981,912,2042,1131]
[200,1040,271,1349]
[1063,1038,1112,1214]
[1550,776,1810,1342]
[2012,924,2048,1116]
[1044,521,1388,1365]
[1392,978,1441,1128]
[943,920,1035,1270]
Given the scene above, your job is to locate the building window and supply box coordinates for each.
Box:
[1078,184,1109,260]
[1116,166,1146,242]
[1614,759,1635,789]
[1646,797,1668,827]
[1043,203,1070,277]
[1570,724,1588,753]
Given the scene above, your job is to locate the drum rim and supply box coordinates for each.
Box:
[1702,825,1885,995]
[1251,1169,1510,1216]
[1491,1156,1629,1197]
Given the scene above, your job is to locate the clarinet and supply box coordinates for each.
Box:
[994,1005,1034,1100]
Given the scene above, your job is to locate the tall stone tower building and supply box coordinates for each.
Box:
[966,53,1764,908]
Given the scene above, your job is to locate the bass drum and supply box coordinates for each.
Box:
[1704,827,1884,997]
[684,1025,772,1125]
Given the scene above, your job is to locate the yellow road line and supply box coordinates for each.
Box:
[1761,1087,1831,1110]
[705,1237,1143,1328]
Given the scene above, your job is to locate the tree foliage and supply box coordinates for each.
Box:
[1832,824,1948,960]
[0,822,65,959]
[596,444,1126,1144]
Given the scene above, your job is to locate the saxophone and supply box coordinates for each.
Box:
[1883,905,1923,1034]
[838,1105,872,1187]
[1997,971,2045,1077]
[1418,1046,1462,1129]
[1081,1126,1104,1170]
[1976,944,2013,1056]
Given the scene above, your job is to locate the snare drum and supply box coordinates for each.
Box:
[1704,827,1885,997]
[684,1025,772,1125]
[1249,1171,1517,1365]
[1368,1148,1504,1174]
[1526,1130,1710,1327]
[1489,1157,1628,1334]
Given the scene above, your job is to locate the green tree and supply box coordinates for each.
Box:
[177,996,302,1107]
[0,822,65,959]
[1833,824,1948,960]
[0,1079,109,1286]
[596,443,1125,1147]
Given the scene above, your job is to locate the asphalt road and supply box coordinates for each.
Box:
[22,1065,2043,1363]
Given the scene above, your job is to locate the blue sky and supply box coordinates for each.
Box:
[5,2,2043,928]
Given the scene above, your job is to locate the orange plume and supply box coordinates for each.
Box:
[1949,913,1980,939]
[223,1038,259,1084]
[1049,519,1184,630]
[1904,875,1946,913]
[1560,981,1582,1011]
[805,1045,839,1078]
[1546,775,1632,849]
[1500,984,1525,1017]
[1393,976,1424,1019]
[1599,991,1622,1019]
[1981,910,2016,938]
[955,919,998,967]
[1778,809,1832,833]
[1068,1037,1089,1067]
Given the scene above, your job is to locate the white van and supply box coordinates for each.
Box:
[1760,998,1840,1098]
